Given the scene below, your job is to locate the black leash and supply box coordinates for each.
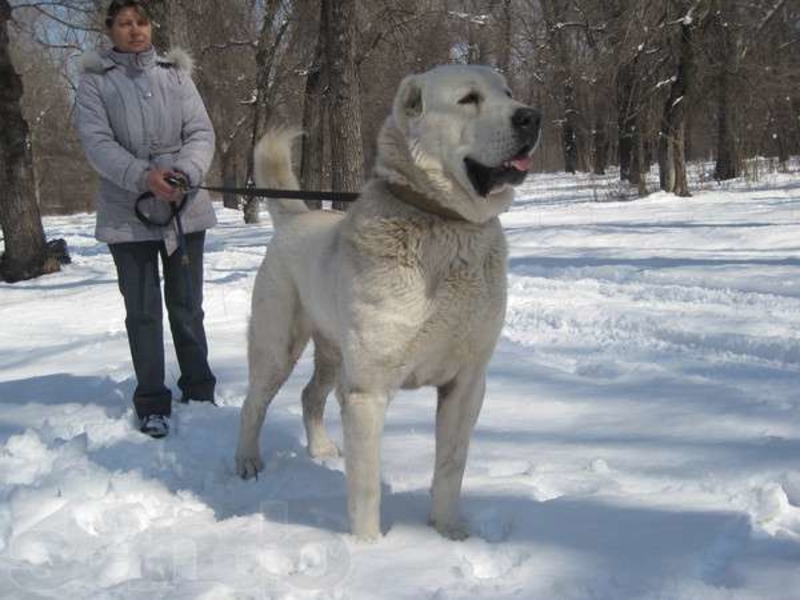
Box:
[134,175,360,303]
[161,173,360,203]
[134,176,360,253]
[134,190,191,264]
[134,177,195,307]
[134,177,360,258]
[189,183,360,203]
[134,175,359,251]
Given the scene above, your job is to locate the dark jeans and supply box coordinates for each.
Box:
[109,232,216,419]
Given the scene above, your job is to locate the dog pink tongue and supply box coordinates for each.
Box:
[510,155,533,171]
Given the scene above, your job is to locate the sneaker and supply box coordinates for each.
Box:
[140,414,170,438]
[179,396,217,406]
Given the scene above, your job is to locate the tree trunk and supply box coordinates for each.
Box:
[220,147,238,209]
[592,110,608,175]
[713,65,738,180]
[774,96,792,165]
[792,97,800,157]
[497,0,513,83]
[300,2,328,210]
[541,0,584,174]
[146,0,191,52]
[712,2,740,181]
[324,0,363,211]
[244,0,287,223]
[562,82,579,174]
[0,0,59,282]
[634,113,648,196]
[617,61,636,182]
[673,124,689,196]
[145,0,185,52]
[659,10,695,196]
[146,0,169,52]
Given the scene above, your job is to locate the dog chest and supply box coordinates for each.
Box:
[403,223,509,385]
[339,214,508,387]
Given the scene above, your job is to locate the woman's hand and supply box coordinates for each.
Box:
[147,169,184,202]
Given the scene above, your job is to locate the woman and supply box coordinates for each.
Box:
[76,0,217,438]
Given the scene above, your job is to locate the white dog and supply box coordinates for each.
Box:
[236,65,540,541]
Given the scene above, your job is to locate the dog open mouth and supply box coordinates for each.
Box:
[464,145,534,197]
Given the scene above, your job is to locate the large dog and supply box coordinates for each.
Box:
[236,65,540,541]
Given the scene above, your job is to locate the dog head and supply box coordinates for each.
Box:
[376,65,540,223]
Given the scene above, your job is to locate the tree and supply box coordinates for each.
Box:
[191,0,259,210]
[540,0,584,174]
[571,0,613,175]
[5,0,798,219]
[658,0,707,197]
[323,0,364,210]
[709,0,742,181]
[12,27,96,214]
[300,0,328,210]
[145,0,190,52]
[243,0,291,223]
[0,0,62,282]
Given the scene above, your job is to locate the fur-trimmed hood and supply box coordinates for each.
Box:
[163,48,194,76]
[80,47,194,76]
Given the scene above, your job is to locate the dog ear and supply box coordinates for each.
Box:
[393,74,424,128]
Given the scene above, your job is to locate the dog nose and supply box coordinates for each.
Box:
[512,108,541,137]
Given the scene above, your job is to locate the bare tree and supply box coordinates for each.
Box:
[145,0,190,52]
[242,0,291,223]
[6,0,799,225]
[324,0,364,210]
[540,0,580,173]
[658,0,708,196]
[709,0,741,181]
[300,0,328,209]
[0,0,62,282]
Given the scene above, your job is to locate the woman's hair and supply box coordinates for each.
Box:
[105,0,150,28]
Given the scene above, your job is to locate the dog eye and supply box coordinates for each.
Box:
[505,90,513,98]
[458,92,481,105]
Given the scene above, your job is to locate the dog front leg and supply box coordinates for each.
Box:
[430,368,486,539]
[340,390,389,541]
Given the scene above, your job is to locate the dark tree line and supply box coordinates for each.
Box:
[2,0,799,280]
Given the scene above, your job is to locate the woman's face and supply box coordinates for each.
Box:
[108,7,152,53]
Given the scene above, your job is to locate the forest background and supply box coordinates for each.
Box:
[1,0,799,280]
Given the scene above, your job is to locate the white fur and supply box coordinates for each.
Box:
[80,47,194,75]
[164,47,194,75]
[235,65,538,541]
[80,50,107,74]
[253,128,308,226]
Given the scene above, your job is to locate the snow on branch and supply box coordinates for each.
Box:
[447,11,489,26]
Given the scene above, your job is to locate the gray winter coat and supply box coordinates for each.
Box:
[76,47,217,251]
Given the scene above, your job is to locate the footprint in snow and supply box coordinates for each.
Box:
[454,537,528,582]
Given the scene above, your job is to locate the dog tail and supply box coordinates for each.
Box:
[253,128,309,228]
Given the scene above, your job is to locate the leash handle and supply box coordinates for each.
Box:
[134,191,189,227]
[164,173,189,191]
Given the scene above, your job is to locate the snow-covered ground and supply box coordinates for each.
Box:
[1,167,799,599]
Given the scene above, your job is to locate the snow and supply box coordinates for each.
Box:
[1,167,800,599]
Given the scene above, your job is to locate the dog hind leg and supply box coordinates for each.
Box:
[429,368,487,540]
[236,269,310,479]
[302,336,340,458]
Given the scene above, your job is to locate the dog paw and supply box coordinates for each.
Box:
[351,526,383,543]
[431,517,470,541]
[307,436,341,459]
[235,454,264,479]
